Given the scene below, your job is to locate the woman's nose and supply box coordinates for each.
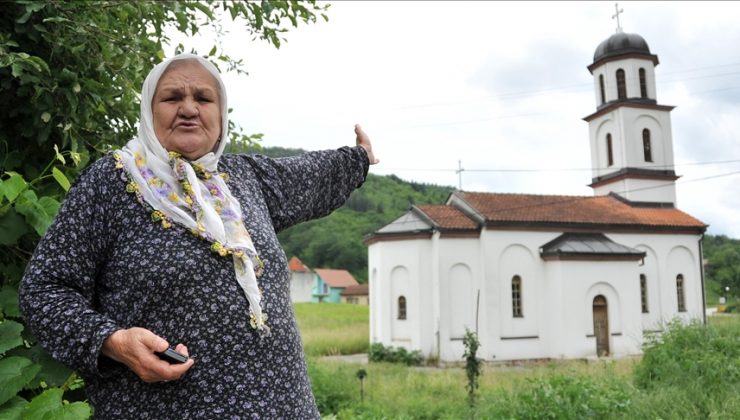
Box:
[179,98,198,117]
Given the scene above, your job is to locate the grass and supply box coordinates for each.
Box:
[295,303,740,418]
[294,302,369,357]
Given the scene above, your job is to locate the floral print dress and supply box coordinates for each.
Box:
[20,146,369,419]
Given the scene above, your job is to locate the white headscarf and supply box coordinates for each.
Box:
[115,54,269,336]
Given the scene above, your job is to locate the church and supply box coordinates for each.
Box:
[365,29,708,362]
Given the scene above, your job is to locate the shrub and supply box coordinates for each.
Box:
[368,343,423,366]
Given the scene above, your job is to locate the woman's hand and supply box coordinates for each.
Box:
[355,124,379,165]
[101,327,194,383]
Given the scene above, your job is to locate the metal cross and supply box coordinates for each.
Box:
[612,3,624,32]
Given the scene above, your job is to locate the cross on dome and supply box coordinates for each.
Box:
[612,3,624,33]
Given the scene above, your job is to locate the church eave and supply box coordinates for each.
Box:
[583,102,675,122]
[587,52,659,74]
[589,167,680,188]
[363,230,434,245]
[541,252,645,261]
[483,220,706,234]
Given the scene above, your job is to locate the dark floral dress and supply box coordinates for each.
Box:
[19,147,369,419]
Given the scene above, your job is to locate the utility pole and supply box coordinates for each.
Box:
[456,160,464,190]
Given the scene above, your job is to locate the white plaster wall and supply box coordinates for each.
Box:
[592,177,677,204]
[610,233,704,326]
[547,261,643,358]
[437,237,480,361]
[592,57,657,104]
[482,230,552,361]
[367,239,432,352]
[289,272,315,303]
[634,244,663,331]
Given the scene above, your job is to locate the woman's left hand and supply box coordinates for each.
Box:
[355,124,379,165]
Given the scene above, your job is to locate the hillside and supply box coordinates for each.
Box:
[232,145,452,282]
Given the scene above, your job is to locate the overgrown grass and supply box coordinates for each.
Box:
[304,314,740,419]
[294,303,369,357]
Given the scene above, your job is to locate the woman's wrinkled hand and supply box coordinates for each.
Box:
[355,124,379,165]
[101,327,194,383]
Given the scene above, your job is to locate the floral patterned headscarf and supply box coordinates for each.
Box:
[114,54,269,336]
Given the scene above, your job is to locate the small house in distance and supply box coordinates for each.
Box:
[288,256,315,303]
[314,268,359,303]
[341,283,370,305]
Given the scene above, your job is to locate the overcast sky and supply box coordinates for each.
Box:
[169,1,740,238]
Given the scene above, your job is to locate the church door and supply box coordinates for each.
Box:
[592,295,609,357]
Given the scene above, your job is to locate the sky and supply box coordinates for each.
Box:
[168,1,740,238]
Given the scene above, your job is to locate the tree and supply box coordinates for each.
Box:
[0,1,327,416]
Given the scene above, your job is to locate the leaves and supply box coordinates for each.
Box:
[0,173,27,203]
[0,287,21,318]
[0,210,28,246]
[24,388,91,420]
[0,396,27,420]
[0,356,41,406]
[0,321,23,355]
[14,191,60,236]
[51,167,70,192]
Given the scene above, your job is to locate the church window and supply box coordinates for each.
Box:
[512,275,523,318]
[642,129,653,162]
[599,74,606,104]
[606,134,614,166]
[640,274,649,313]
[398,296,407,320]
[639,68,648,98]
[676,275,686,312]
[616,69,626,99]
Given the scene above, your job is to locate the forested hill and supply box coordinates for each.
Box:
[237,145,453,282]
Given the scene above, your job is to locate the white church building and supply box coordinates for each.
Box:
[366,31,708,362]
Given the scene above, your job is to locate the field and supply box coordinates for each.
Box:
[295,303,740,419]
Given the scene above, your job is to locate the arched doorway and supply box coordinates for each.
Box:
[592,295,609,356]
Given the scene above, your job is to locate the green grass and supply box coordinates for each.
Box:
[294,302,369,357]
[296,305,740,419]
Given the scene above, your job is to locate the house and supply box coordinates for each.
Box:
[366,30,707,362]
[313,268,360,303]
[288,256,315,303]
[341,284,370,305]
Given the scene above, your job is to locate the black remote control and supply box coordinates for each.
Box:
[155,348,189,364]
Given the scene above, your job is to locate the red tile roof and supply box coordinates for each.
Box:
[416,205,478,230]
[457,192,706,229]
[288,256,311,273]
[314,268,359,288]
[341,284,369,296]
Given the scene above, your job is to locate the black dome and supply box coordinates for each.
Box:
[593,32,651,62]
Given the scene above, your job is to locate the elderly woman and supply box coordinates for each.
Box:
[20,54,377,418]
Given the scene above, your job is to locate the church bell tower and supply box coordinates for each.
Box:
[584,29,679,206]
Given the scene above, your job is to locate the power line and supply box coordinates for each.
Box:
[372,158,740,173]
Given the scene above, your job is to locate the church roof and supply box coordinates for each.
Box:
[375,209,433,234]
[314,268,359,288]
[540,233,646,260]
[415,205,479,230]
[593,32,651,62]
[454,191,707,232]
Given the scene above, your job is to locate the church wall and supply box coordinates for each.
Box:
[546,260,643,358]
[593,177,677,203]
[592,57,657,103]
[609,233,704,326]
[368,239,433,353]
[480,230,552,361]
[633,244,664,331]
[437,237,482,361]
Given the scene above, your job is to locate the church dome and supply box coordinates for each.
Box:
[593,32,651,62]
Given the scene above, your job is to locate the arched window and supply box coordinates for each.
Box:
[642,129,653,162]
[599,74,606,104]
[397,296,407,320]
[676,275,686,312]
[512,275,523,318]
[606,133,614,166]
[640,274,649,313]
[639,68,647,98]
[616,69,626,99]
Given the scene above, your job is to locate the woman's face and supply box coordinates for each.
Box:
[152,61,222,160]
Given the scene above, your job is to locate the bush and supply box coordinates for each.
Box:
[368,343,423,366]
